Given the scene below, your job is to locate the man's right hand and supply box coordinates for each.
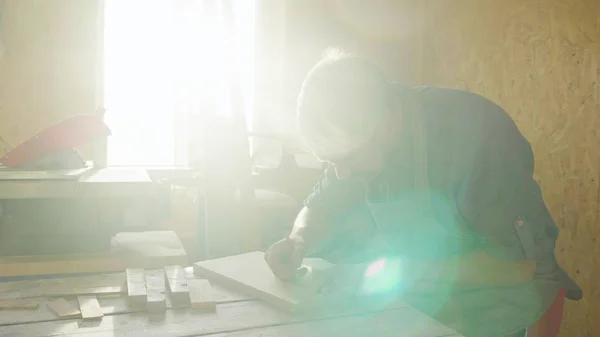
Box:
[264,237,307,281]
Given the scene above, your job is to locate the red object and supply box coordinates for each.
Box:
[527,288,567,337]
[0,114,111,168]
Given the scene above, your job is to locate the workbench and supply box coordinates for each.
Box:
[0,166,182,276]
[0,269,464,337]
[0,167,155,199]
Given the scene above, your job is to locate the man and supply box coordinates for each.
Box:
[264,50,582,337]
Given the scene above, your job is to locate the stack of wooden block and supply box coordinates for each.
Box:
[126,265,216,313]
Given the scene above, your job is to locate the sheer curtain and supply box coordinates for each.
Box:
[104,0,255,166]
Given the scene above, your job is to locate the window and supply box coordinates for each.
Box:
[103,0,255,166]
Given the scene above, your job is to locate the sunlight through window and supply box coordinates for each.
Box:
[104,0,255,166]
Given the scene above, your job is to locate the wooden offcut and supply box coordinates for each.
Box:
[126,268,146,308]
[145,270,166,313]
[77,296,103,320]
[47,298,81,318]
[187,279,216,311]
[193,251,338,312]
[164,265,190,307]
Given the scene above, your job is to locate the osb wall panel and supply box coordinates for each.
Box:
[418,1,600,336]
[0,0,98,157]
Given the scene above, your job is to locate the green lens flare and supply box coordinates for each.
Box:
[362,258,401,295]
[365,258,386,277]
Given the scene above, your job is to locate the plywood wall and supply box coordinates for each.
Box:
[416,1,600,336]
[0,0,98,156]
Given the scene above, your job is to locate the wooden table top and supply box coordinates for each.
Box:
[0,167,156,199]
[0,269,463,337]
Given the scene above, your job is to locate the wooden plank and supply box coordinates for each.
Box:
[46,298,81,318]
[0,253,143,277]
[188,279,216,311]
[372,309,463,337]
[193,252,340,312]
[80,168,151,183]
[0,231,187,277]
[0,299,39,310]
[0,299,459,337]
[77,296,103,320]
[145,270,166,313]
[0,169,87,181]
[0,168,154,199]
[212,316,380,337]
[0,268,208,301]
[164,265,189,306]
[216,314,463,337]
[45,286,123,297]
[0,273,127,300]
[125,268,146,308]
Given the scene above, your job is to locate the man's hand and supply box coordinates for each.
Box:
[264,237,307,281]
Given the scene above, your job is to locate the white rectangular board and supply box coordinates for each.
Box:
[193,251,345,312]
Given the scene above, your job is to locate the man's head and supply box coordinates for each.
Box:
[297,49,394,181]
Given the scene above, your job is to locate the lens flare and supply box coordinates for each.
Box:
[365,258,386,277]
[361,258,401,295]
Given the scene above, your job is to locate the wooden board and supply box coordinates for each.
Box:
[0,168,88,181]
[77,296,103,320]
[45,286,123,297]
[0,168,154,199]
[0,272,130,301]
[126,268,146,308]
[146,270,166,313]
[188,279,216,311]
[80,168,151,183]
[193,251,341,312]
[0,299,39,310]
[0,231,187,277]
[217,312,463,337]
[164,265,189,306]
[46,298,81,318]
[0,299,461,337]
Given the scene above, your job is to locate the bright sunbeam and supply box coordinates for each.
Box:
[104,0,255,166]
